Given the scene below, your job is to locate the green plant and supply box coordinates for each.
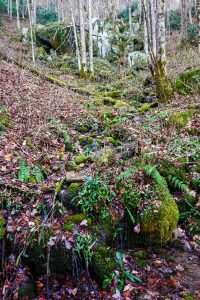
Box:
[32,165,44,183]
[36,6,58,25]
[74,232,96,268]
[18,160,31,183]
[167,175,190,194]
[103,251,142,292]
[78,176,114,220]
[18,160,44,183]
[144,165,163,185]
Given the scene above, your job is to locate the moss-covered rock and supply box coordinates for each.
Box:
[63,213,91,231]
[95,147,113,167]
[77,136,93,146]
[0,216,5,240]
[65,161,80,171]
[158,159,186,181]
[24,228,72,277]
[35,22,76,53]
[35,46,47,59]
[94,91,121,99]
[140,177,179,244]
[76,124,91,133]
[168,110,193,128]
[92,246,115,283]
[139,102,158,112]
[75,154,87,165]
[175,69,200,95]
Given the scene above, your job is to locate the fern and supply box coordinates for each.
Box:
[167,175,190,194]
[143,165,163,185]
[32,165,44,183]
[18,160,30,183]
[116,166,138,182]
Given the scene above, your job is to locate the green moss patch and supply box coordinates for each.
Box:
[175,69,200,95]
[63,213,91,231]
[75,154,88,165]
[168,110,193,128]
[140,177,179,244]
[92,246,115,283]
[0,216,5,240]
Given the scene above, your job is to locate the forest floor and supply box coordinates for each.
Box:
[0,16,200,300]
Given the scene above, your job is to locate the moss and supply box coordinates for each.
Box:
[65,162,79,171]
[132,250,148,259]
[60,62,68,74]
[18,282,35,298]
[139,102,158,112]
[63,213,91,231]
[114,100,130,107]
[35,47,46,59]
[94,99,103,106]
[0,112,11,131]
[0,216,5,240]
[106,137,117,145]
[168,110,192,128]
[65,141,73,152]
[123,187,142,212]
[77,136,93,146]
[175,69,200,95]
[67,183,81,201]
[140,177,179,244]
[135,258,148,269]
[181,292,197,300]
[100,110,114,120]
[96,147,113,167]
[154,60,172,102]
[76,124,91,133]
[94,91,121,99]
[75,154,87,165]
[80,66,87,79]
[158,159,186,181]
[92,246,115,283]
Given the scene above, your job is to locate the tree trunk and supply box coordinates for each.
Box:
[197,0,200,52]
[16,0,20,30]
[181,0,187,38]
[88,0,94,78]
[128,0,133,35]
[79,0,87,76]
[69,0,81,71]
[27,0,36,66]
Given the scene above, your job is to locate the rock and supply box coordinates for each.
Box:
[35,47,47,60]
[138,102,158,112]
[158,159,186,181]
[128,51,148,68]
[95,147,114,167]
[75,154,88,165]
[62,183,82,208]
[140,176,179,244]
[91,246,115,284]
[35,22,76,53]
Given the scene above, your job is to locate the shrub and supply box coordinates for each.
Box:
[168,10,181,30]
[36,6,58,25]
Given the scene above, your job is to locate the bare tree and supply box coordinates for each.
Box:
[27,0,36,66]
[128,0,133,35]
[69,0,81,71]
[197,0,200,52]
[16,0,20,30]
[88,0,94,78]
[181,0,187,37]
[79,0,87,76]
[143,0,170,102]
